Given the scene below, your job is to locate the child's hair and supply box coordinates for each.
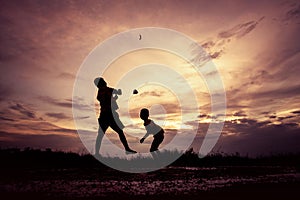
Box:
[94,77,107,87]
[140,108,149,120]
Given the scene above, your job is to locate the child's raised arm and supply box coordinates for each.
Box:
[112,88,122,95]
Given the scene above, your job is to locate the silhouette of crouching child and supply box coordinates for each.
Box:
[139,108,164,152]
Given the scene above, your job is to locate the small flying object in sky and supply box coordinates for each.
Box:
[133,89,138,94]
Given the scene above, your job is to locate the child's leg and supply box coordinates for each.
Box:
[110,117,134,152]
[150,135,164,152]
[95,119,109,155]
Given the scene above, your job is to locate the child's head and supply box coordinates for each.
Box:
[94,77,107,88]
[140,108,149,120]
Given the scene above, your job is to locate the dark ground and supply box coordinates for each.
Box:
[0,148,299,200]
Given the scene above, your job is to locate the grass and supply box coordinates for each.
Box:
[0,148,299,200]
[1,147,299,170]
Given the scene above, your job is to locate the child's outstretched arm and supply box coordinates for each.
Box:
[140,132,150,143]
[112,88,122,95]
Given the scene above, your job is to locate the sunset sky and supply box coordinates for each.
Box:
[0,0,299,156]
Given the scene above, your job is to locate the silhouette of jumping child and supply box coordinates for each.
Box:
[139,108,165,152]
[94,77,136,155]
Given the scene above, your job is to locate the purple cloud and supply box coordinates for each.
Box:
[45,112,71,120]
[218,18,264,39]
[9,103,36,119]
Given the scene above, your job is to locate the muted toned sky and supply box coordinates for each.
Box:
[0,0,299,156]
